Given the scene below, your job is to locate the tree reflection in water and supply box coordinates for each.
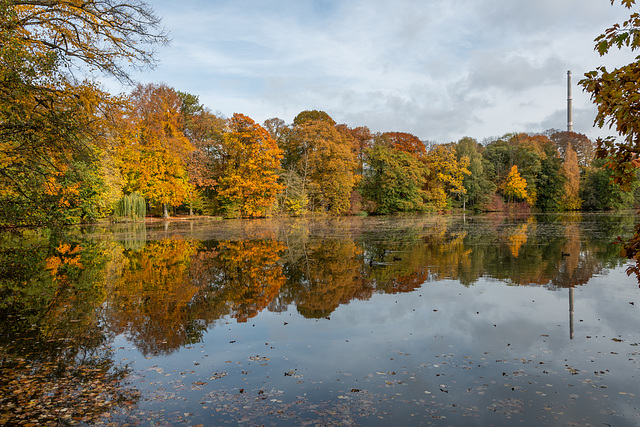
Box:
[104,213,632,356]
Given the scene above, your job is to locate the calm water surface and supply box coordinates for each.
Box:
[1,213,639,426]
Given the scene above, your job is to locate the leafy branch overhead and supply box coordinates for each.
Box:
[580,0,640,189]
[595,0,640,55]
[9,0,169,81]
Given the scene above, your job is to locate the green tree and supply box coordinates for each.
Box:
[455,137,494,210]
[535,144,566,212]
[581,158,638,210]
[361,143,427,214]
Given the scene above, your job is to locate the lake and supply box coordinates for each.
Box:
[1,213,639,426]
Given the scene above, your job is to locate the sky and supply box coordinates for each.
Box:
[107,0,636,144]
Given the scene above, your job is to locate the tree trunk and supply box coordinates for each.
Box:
[162,203,169,218]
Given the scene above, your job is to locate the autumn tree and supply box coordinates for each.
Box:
[549,130,595,168]
[179,92,226,214]
[282,111,358,214]
[336,125,373,175]
[115,83,194,218]
[0,0,166,227]
[293,109,336,126]
[580,0,640,189]
[423,144,470,211]
[0,10,114,225]
[561,144,582,210]
[500,165,529,203]
[305,120,358,214]
[379,131,427,158]
[6,0,167,81]
[213,113,283,218]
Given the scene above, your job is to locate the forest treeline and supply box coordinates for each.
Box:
[5,78,640,227]
[2,0,640,228]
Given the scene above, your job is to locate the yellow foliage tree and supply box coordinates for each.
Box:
[284,111,358,214]
[423,144,470,211]
[115,83,194,217]
[501,165,529,203]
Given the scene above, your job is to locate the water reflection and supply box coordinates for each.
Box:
[0,213,635,424]
[106,238,201,355]
[100,213,632,355]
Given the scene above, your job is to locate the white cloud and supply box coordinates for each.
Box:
[112,0,638,143]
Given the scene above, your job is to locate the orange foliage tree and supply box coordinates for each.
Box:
[214,113,283,217]
[105,238,201,355]
[562,144,582,210]
[283,111,358,214]
[380,132,427,158]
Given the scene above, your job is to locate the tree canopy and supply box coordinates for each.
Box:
[580,0,640,189]
[0,0,166,227]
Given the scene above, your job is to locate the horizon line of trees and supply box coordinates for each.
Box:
[5,79,640,227]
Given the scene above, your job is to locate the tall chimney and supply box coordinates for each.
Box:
[567,70,573,132]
